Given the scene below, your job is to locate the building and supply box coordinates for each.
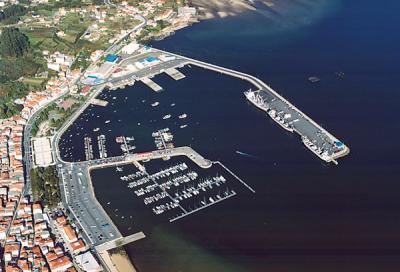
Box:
[75,251,103,272]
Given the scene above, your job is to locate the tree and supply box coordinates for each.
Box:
[0,4,27,23]
[0,27,30,57]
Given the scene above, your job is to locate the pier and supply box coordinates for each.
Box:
[151,48,350,164]
[169,191,236,222]
[140,77,163,92]
[165,67,186,80]
[214,161,256,193]
[95,231,146,252]
[86,146,212,171]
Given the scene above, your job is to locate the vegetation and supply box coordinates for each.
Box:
[0,4,27,24]
[0,27,30,57]
[30,96,83,136]
[0,82,27,118]
[0,26,45,118]
[30,166,61,207]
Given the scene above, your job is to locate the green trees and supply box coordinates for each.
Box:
[0,82,27,118]
[0,5,27,24]
[0,27,30,57]
[30,166,61,207]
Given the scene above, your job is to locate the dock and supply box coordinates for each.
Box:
[165,68,186,80]
[151,48,350,164]
[140,77,163,92]
[126,146,213,169]
[95,231,146,252]
[90,98,109,107]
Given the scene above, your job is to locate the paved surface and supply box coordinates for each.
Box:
[58,161,122,246]
[95,232,146,252]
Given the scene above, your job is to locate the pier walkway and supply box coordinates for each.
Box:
[95,232,146,252]
[165,67,186,80]
[87,146,212,171]
[140,77,163,92]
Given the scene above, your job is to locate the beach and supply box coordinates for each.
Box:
[192,0,256,19]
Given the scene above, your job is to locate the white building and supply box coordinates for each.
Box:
[75,251,103,272]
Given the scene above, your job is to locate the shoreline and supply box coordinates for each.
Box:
[191,0,256,20]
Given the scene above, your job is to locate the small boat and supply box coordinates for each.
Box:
[170,103,176,107]
[335,71,345,79]
[105,120,110,124]
[178,114,187,119]
[162,114,172,120]
[308,76,320,83]
[151,102,160,107]
[93,128,100,132]
[180,124,188,129]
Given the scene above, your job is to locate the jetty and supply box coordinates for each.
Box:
[151,48,350,164]
[165,67,186,80]
[140,77,163,92]
[87,146,212,170]
[95,232,146,252]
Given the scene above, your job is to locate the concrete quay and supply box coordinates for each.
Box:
[95,231,146,253]
[140,77,163,92]
[87,146,212,171]
[165,67,186,80]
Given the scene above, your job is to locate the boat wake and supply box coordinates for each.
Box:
[235,151,259,159]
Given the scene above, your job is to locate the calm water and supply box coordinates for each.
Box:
[61,0,400,271]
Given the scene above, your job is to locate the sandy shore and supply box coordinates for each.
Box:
[110,251,137,272]
[192,0,255,19]
[191,0,280,19]
[99,249,137,272]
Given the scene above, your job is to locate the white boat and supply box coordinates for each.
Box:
[180,124,188,129]
[244,89,269,112]
[105,120,110,124]
[178,114,187,119]
[151,102,160,107]
[93,128,100,132]
[162,114,172,120]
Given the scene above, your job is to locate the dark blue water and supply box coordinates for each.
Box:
[62,0,400,271]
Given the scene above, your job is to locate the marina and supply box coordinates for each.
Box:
[55,33,354,271]
[116,157,250,222]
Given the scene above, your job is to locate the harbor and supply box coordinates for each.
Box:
[74,43,349,164]
[54,37,352,272]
